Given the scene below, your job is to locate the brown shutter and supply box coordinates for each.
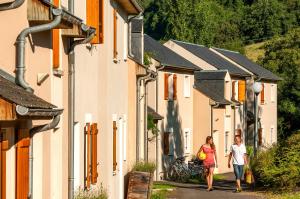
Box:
[258,128,263,146]
[173,74,177,100]
[261,83,265,104]
[85,123,91,189]
[113,121,117,172]
[163,132,169,155]
[238,80,246,102]
[91,123,98,184]
[16,137,30,199]
[232,81,236,100]
[164,74,169,100]
[86,0,103,44]
[52,0,60,68]
[1,135,8,199]
[113,9,118,59]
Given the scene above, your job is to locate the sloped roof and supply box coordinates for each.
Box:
[195,70,227,80]
[194,71,231,105]
[148,106,163,120]
[0,70,56,109]
[144,35,199,71]
[171,40,250,77]
[213,48,281,81]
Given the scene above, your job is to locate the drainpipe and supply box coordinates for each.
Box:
[136,71,151,161]
[68,0,74,13]
[28,114,62,199]
[155,65,164,180]
[0,0,24,11]
[15,8,63,92]
[68,28,96,199]
[144,76,157,162]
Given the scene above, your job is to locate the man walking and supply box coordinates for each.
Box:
[228,135,247,192]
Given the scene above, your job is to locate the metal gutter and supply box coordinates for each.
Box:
[68,27,96,199]
[28,113,62,199]
[0,0,24,11]
[15,8,63,92]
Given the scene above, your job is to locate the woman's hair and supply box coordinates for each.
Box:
[206,136,215,150]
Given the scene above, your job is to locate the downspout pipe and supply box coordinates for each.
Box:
[144,76,157,162]
[155,64,164,180]
[68,28,96,199]
[15,8,63,92]
[28,114,62,199]
[136,71,151,161]
[0,0,25,11]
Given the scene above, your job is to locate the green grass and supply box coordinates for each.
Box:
[132,161,156,173]
[151,190,168,199]
[213,174,226,181]
[265,192,300,199]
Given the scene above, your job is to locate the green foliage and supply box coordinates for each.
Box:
[75,186,108,199]
[150,191,167,199]
[152,183,175,190]
[147,114,159,136]
[252,132,300,191]
[133,161,156,173]
[142,0,300,52]
[258,28,300,139]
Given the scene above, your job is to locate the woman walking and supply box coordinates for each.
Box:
[198,136,218,191]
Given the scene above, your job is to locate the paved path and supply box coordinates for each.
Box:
[160,173,262,199]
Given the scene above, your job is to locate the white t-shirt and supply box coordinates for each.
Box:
[230,144,247,165]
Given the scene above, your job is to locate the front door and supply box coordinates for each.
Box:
[0,129,9,199]
[16,129,30,199]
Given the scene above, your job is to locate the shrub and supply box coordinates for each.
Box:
[252,132,300,191]
[132,161,156,173]
[75,185,108,199]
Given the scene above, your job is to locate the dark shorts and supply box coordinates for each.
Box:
[233,164,244,180]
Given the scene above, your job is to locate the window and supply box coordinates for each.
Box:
[261,83,265,104]
[225,131,229,155]
[184,75,191,98]
[164,73,177,100]
[271,84,275,102]
[84,123,99,189]
[238,80,246,102]
[113,9,118,60]
[184,128,191,154]
[86,0,104,44]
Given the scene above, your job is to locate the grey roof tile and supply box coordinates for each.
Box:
[213,48,281,81]
[0,72,56,109]
[144,35,199,71]
[172,40,250,77]
[195,70,227,80]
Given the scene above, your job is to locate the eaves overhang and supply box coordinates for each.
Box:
[115,0,143,14]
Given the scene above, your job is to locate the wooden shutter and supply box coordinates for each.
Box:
[238,80,246,102]
[261,83,265,104]
[163,132,169,155]
[52,0,60,68]
[173,74,177,100]
[113,121,117,172]
[86,0,103,44]
[113,9,118,59]
[232,81,236,100]
[164,74,169,100]
[85,123,91,189]
[91,123,98,184]
[16,137,30,199]
[1,136,8,199]
[258,128,263,146]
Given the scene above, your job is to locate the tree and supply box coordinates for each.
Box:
[259,28,300,139]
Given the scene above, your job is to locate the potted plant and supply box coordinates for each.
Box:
[245,146,255,185]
